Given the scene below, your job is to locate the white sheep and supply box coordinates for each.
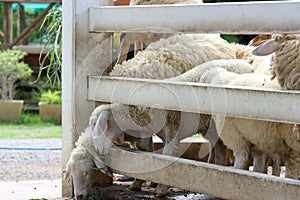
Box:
[109,34,240,195]
[65,34,237,198]
[201,69,300,179]
[65,122,113,200]
[66,103,159,199]
[100,60,253,195]
[116,0,203,64]
[253,33,300,159]
[111,33,237,79]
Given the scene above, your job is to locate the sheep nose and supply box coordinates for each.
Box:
[76,194,84,200]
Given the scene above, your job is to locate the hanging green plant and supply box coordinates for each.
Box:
[38,6,62,89]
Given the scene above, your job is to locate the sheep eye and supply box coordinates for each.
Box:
[83,171,88,176]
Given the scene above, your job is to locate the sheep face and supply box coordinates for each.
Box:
[253,34,300,89]
[65,151,95,200]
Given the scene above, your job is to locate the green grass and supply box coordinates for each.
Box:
[0,113,62,139]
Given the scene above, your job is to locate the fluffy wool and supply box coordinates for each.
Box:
[253,34,300,156]
[65,124,112,200]
[115,0,203,64]
[168,59,254,82]
[201,69,300,179]
[248,34,272,47]
[111,34,236,79]
[229,43,273,76]
[269,34,300,90]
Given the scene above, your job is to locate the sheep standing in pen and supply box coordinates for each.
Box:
[99,62,254,196]
[109,33,237,169]
[200,67,300,179]
[116,0,203,64]
[65,33,238,198]
[67,59,253,199]
[95,33,253,195]
[253,33,300,154]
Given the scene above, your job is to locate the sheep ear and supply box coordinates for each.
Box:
[94,111,110,137]
[252,39,281,56]
[64,165,71,180]
[89,115,98,130]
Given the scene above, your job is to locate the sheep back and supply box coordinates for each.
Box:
[110,34,236,79]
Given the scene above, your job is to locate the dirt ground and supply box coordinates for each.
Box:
[0,138,61,182]
[90,182,223,200]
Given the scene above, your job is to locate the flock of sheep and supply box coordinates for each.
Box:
[64,1,300,200]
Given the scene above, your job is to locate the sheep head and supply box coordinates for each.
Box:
[253,34,300,90]
[65,146,112,200]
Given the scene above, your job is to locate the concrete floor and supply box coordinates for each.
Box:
[0,179,61,200]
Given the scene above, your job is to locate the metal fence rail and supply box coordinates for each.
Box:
[88,1,300,34]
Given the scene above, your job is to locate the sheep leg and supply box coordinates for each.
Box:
[155,130,179,197]
[206,120,227,166]
[234,150,250,170]
[205,119,227,165]
[214,139,228,165]
[130,136,154,191]
[253,153,267,173]
[272,154,282,176]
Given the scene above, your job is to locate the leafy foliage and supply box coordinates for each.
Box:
[38,7,62,89]
[0,50,33,101]
[39,89,62,104]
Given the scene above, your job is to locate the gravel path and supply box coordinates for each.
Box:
[0,138,61,181]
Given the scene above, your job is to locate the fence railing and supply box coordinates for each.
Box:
[62,1,300,199]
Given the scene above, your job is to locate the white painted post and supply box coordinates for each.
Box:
[61,0,113,197]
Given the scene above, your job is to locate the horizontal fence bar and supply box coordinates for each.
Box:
[88,76,300,124]
[107,147,300,200]
[89,1,300,34]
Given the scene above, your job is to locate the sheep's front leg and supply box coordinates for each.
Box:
[214,139,228,165]
[272,154,282,176]
[155,130,179,197]
[234,150,250,170]
[130,136,154,191]
[205,119,227,165]
[253,152,268,173]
